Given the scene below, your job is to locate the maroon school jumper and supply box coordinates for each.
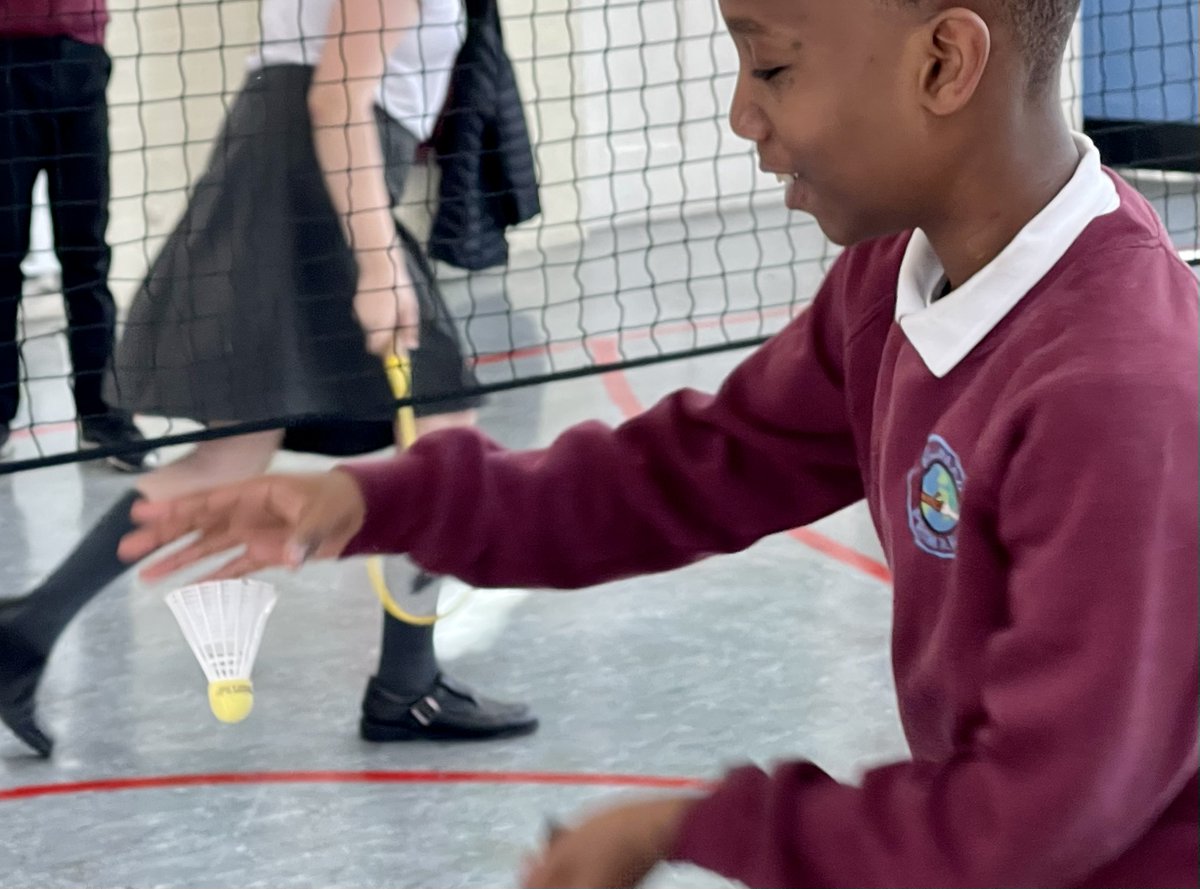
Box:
[342,171,1199,887]
[0,1,107,44]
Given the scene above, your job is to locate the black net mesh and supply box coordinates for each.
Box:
[1,0,1196,473]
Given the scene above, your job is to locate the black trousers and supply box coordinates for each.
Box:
[0,36,118,425]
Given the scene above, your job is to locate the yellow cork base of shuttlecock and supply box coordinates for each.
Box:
[207,679,254,724]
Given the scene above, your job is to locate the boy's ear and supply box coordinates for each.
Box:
[916,8,991,116]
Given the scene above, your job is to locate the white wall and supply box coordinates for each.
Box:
[501,0,770,256]
[21,174,58,281]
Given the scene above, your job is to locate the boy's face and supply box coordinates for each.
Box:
[720,0,938,245]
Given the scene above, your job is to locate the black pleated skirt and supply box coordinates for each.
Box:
[106,65,401,452]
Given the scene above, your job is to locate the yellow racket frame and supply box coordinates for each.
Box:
[367,354,472,625]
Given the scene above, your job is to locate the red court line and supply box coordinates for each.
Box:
[591,339,647,420]
[0,770,712,802]
[590,339,892,584]
[8,419,77,443]
[788,528,892,583]
[473,304,794,367]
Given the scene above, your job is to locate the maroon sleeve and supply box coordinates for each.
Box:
[338,256,865,589]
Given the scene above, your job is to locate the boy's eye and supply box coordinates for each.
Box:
[752,66,788,82]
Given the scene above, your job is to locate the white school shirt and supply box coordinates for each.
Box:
[253,0,464,142]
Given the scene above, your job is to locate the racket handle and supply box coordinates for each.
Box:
[385,354,418,449]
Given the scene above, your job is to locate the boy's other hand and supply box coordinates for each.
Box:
[520,797,694,889]
[117,470,367,582]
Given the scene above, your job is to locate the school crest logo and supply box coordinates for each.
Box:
[907,434,965,559]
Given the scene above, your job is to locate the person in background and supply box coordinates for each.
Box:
[0,0,537,758]
[0,0,155,469]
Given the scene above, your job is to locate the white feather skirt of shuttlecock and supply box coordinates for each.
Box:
[165,579,278,724]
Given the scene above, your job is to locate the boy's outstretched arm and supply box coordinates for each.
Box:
[123,273,866,587]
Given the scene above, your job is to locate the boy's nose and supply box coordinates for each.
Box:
[729,86,768,143]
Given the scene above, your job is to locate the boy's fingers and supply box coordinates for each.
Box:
[286,492,362,563]
[129,494,210,524]
[116,526,165,564]
[520,820,571,888]
[519,853,543,889]
[126,500,200,549]
[140,544,211,582]
[520,856,549,889]
[285,538,317,568]
[122,501,227,569]
[119,515,206,564]
[128,497,165,522]
[137,530,242,580]
[127,488,242,552]
[287,522,352,564]
[287,505,339,564]
[131,486,229,524]
[201,550,271,582]
[522,860,574,889]
[260,477,318,527]
[122,475,345,577]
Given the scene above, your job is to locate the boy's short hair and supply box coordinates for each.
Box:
[899,0,1081,88]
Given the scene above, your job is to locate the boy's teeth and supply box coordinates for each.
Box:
[775,173,796,184]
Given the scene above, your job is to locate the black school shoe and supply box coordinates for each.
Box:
[79,413,159,473]
[0,602,53,757]
[360,674,539,742]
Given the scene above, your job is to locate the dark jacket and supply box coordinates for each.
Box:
[428,0,540,270]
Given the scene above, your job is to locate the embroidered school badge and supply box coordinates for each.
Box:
[907,434,965,559]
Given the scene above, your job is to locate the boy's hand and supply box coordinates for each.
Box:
[520,797,694,889]
[117,471,367,582]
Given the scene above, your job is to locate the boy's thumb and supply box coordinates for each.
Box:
[285,538,318,568]
[286,507,332,567]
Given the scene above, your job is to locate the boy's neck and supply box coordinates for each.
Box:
[922,113,1081,289]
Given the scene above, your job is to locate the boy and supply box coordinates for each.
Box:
[0,0,154,469]
[118,0,1199,886]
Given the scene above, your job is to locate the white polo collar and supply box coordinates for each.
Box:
[894,132,1120,378]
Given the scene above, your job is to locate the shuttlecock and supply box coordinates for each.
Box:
[165,579,277,724]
